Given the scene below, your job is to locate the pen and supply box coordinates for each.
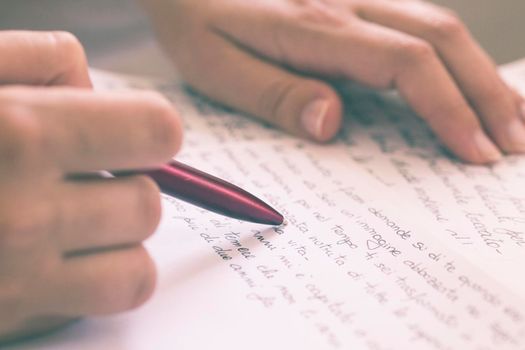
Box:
[141,160,284,226]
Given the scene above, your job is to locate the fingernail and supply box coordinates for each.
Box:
[301,99,329,139]
[505,118,525,152]
[474,130,502,162]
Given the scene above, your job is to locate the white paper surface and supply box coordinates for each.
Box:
[8,68,525,350]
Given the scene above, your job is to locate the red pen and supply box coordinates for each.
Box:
[142,161,284,226]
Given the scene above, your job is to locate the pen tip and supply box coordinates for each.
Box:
[267,211,284,226]
[247,207,283,225]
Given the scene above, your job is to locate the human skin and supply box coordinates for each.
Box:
[142,0,525,164]
[0,31,182,343]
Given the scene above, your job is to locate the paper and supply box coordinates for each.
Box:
[331,80,525,295]
[8,69,525,350]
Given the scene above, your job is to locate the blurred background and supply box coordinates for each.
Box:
[433,0,525,64]
[0,0,523,75]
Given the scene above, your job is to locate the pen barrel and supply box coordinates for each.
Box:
[146,161,283,225]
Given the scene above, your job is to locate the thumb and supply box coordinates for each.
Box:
[178,35,342,142]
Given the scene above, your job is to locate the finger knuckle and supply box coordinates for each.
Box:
[47,31,87,80]
[49,31,85,58]
[258,78,337,133]
[95,247,156,312]
[258,78,298,124]
[293,1,347,27]
[131,175,162,239]
[424,11,467,42]
[127,247,157,309]
[140,92,183,158]
[0,94,42,170]
[395,39,436,67]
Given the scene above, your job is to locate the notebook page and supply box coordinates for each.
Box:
[324,76,525,296]
[8,70,525,350]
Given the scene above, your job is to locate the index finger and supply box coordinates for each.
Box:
[356,0,525,154]
[0,87,183,174]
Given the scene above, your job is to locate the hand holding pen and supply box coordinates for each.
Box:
[0,32,188,342]
[0,31,283,343]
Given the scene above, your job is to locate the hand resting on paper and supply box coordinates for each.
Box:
[143,0,525,164]
[0,31,182,343]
